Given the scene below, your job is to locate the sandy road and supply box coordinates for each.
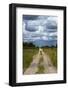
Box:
[24,48,57,75]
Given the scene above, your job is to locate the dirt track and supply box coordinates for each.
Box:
[24,48,57,75]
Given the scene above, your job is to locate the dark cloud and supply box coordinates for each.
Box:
[23,15,49,20]
[46,21,57,29]
[23,15,38,20]
[25,23,38,32]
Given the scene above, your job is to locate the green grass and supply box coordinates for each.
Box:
[43,47,57,68]
[23,48,38,73]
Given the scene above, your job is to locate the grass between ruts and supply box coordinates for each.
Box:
[36,55,45,74]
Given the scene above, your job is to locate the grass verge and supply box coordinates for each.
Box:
[43,47,57,68]
[23,48,38,73]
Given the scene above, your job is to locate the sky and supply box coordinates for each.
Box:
[23,15,57,47]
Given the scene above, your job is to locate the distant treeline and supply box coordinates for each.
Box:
[23,42,37,49]
[23,42,57,49]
